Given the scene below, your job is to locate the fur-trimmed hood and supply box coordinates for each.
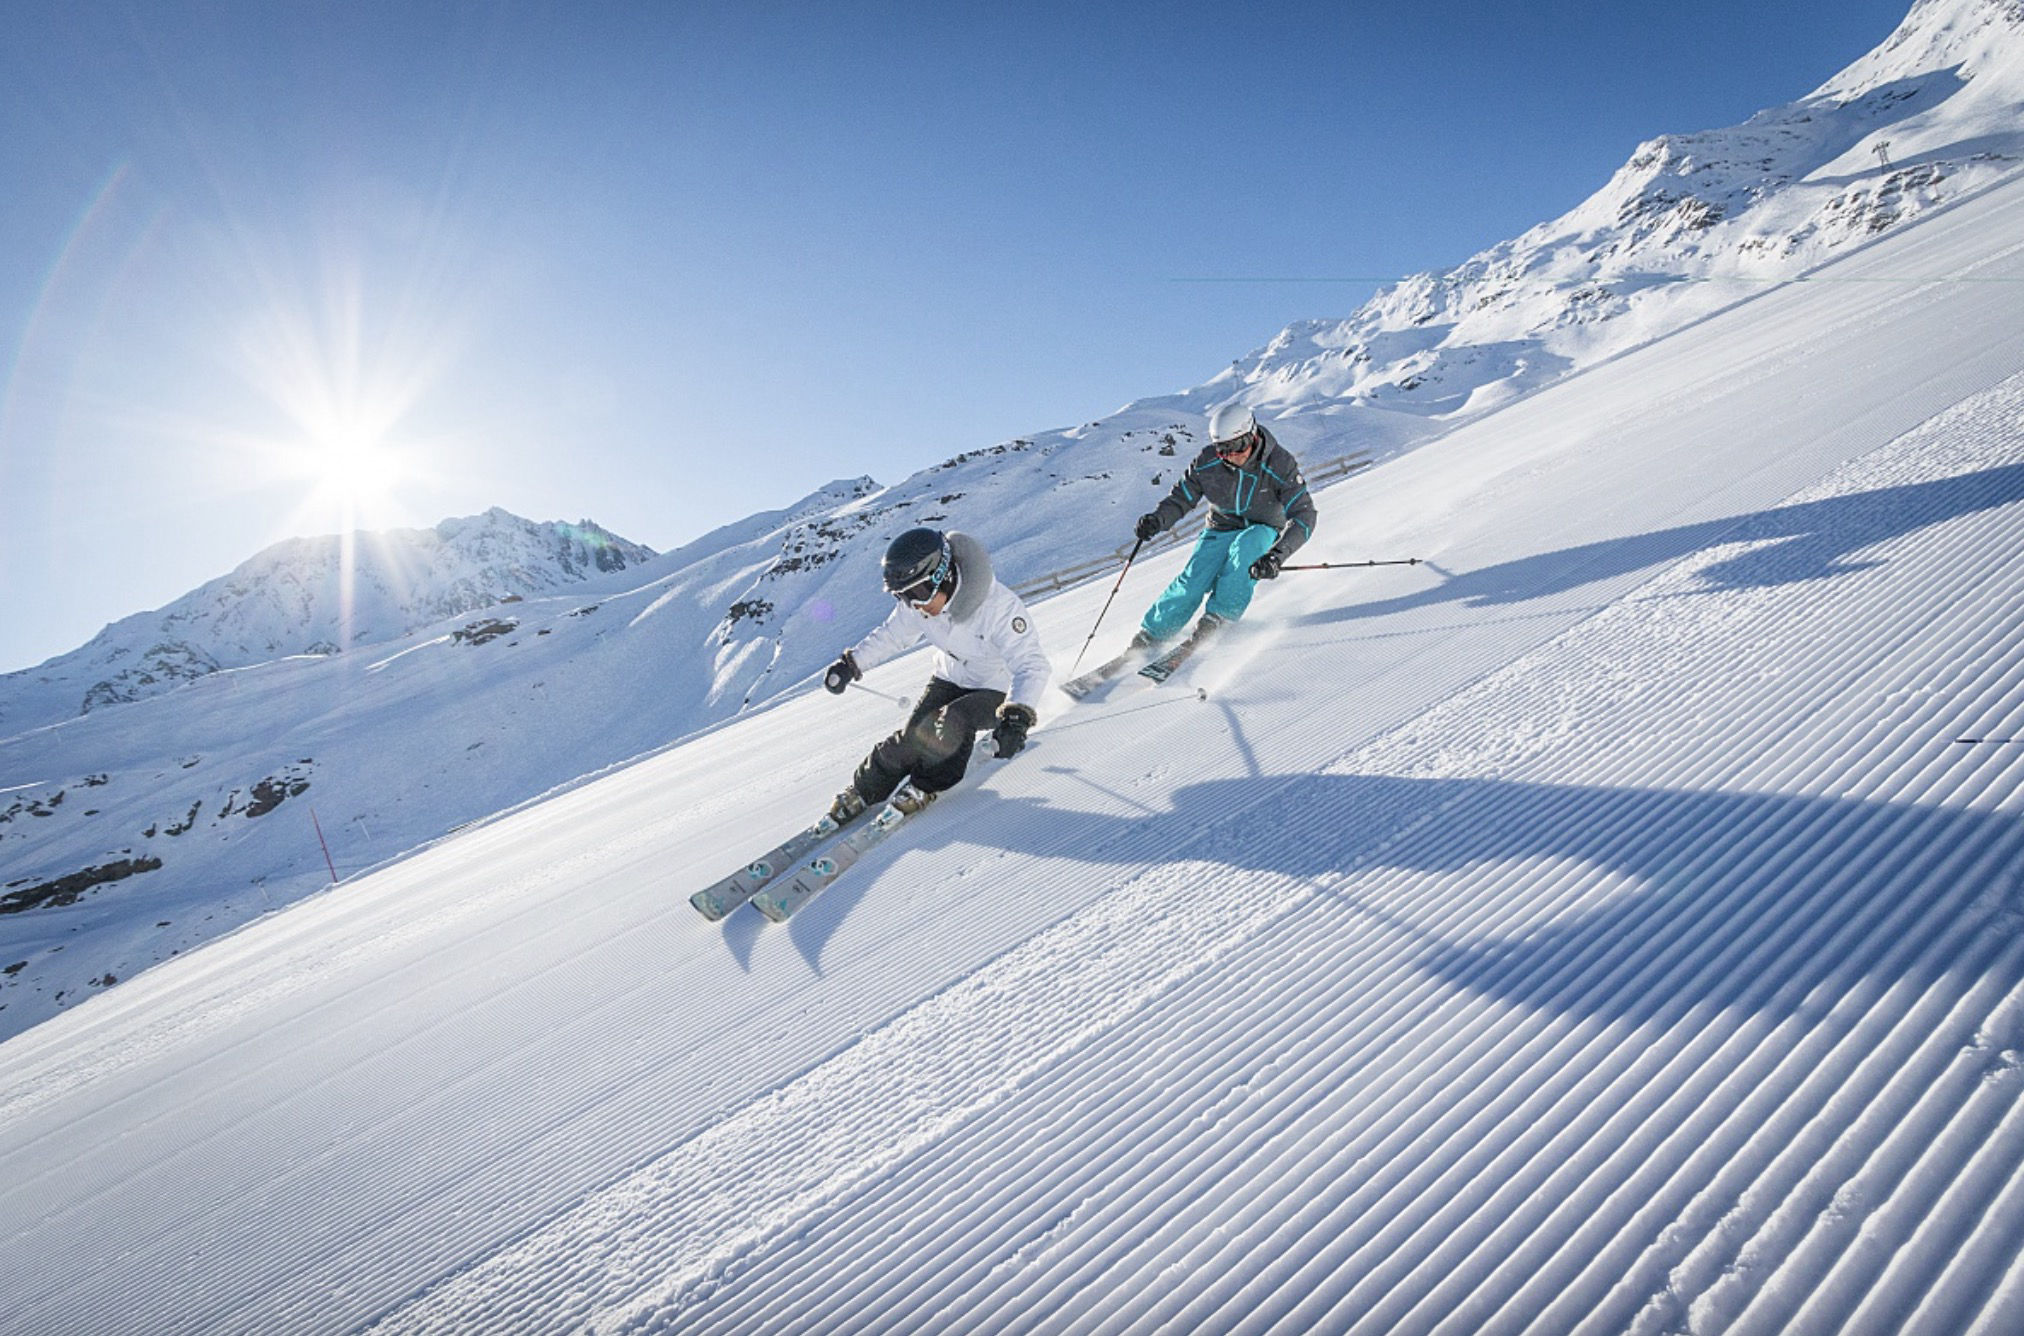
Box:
[946,530,993,622]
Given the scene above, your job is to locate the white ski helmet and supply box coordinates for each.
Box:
[1208,403,1258,448]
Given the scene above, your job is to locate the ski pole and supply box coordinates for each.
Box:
[1069,536,1145,676]
[849,679,910,708]
[1277,558,1421,571]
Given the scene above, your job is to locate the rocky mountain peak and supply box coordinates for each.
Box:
[0,511,658,733]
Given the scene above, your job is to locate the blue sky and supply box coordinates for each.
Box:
[1,0,1912,673]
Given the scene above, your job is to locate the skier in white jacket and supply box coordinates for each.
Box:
[820,528,1050,822]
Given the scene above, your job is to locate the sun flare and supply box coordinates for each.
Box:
[308,431,406,505]
[228,254,458,541]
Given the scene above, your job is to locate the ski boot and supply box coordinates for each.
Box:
[827,787,869,828]
[889,781,939,817]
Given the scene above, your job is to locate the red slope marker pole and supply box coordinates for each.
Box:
[310,807,339,885]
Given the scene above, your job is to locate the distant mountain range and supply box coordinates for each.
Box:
[3,0,2019,1041]
[1,508,655,735]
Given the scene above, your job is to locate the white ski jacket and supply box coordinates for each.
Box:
[848,532,1051,710]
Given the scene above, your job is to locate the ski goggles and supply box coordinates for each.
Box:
[893,576,941,605]
[892,549,953,605]
[1213,428,1261,458]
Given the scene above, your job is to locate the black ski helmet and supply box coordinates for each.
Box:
[883,527,955,603]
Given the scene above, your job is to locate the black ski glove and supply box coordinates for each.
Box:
[823,651,861,695]
[992,703,1037,759]
[1134,512,1163,544]
[1249,548,1286,581]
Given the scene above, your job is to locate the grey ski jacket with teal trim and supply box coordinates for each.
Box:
[1145,425,1317,557]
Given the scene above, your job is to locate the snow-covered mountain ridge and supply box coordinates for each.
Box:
[0,507,654,734]
[1222,0,2024,422]
[2,0,2021,1041]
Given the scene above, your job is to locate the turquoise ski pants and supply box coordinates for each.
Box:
[1140,524,1280,641]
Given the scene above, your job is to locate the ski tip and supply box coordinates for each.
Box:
[1061,672,1117,700]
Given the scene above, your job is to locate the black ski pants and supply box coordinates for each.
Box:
[853,676,1005,803]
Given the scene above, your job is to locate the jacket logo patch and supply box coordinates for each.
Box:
[1012,617,1028,634]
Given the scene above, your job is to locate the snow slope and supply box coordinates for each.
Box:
[1,129,2021,1333]
[8,0,2022,1042]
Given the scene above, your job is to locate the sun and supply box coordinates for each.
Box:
[222,247,461,542]
[308,431,405,506]
[273,420,414,533]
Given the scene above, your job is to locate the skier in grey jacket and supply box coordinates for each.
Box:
[1130,403,1317,646]
[820,528,1049,823]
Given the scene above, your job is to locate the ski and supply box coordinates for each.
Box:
[1060,643,1153,699]
[1138,616,1227,684]
[752,788,933,923]
[689,813,848,920]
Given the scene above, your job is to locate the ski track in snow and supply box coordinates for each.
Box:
[367,356,2024,1331]
[6,128,2024,1336]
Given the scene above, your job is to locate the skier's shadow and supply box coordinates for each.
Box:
[719,898,769,968]
[795,770,2024,1027]
[770,832,921,972]
[1297,463,2024,629]
[715,852,891,973]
